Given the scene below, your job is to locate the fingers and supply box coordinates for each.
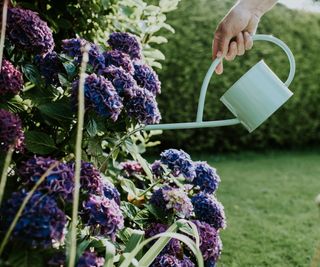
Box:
[224,32,253,62]
[244,32,253,50]
[225,41,237,61]
[236,32,245,56]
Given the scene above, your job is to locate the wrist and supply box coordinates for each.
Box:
[238,0,277,17]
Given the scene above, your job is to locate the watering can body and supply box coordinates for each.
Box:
[145,34,296,132]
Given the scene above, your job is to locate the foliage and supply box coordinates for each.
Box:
[157,0,320,152]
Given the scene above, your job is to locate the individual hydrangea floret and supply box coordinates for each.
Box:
[82,195,124,240]
[0,59,23,96]
[192,162,221,193]
[125,86,161,125]
[0,109,24,151]
[19,156,74,202]
[160,149,196,181]
[7,8,54,54]
[180,256,195,267]
[72,74,123,120]
[120,160,145,177]
[1,190,66,248]
[77,251,105,267]
[35,51,64,86]
[191,193,226,230]
[192,220,222,264]
[145,223,181,255]
[98,66,137,96]
[107,32,142,60]
[151,254,181,267]
[103,50,134,74]
[133,63,161,95]
[102,182,121,205]
[62,38,105,70]
[151,160,165,178]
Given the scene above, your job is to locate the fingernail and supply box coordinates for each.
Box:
[217,51,222,58]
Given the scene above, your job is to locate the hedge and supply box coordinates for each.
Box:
[156,0,320,152]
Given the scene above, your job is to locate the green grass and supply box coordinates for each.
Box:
[194,150,320,267]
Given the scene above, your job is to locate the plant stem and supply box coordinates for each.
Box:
[68,44,89,267]
[0,161,59,256]
[0,0,8,69]
[0,146,14,206]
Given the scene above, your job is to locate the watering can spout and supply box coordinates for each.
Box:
[145,34,295,132]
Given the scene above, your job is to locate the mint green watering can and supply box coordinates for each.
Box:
[145,34,295,133]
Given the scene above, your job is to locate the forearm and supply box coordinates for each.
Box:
[238,0,278,17]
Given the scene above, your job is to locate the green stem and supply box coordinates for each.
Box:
[0,146,14,206]
[68,44,89,267]
[0,162,59,256]
[0,0,8,69]
[137,179,161,198]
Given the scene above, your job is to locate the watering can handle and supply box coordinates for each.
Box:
[196,34,296,122]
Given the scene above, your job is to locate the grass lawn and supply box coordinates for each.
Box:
[194,150,320,267]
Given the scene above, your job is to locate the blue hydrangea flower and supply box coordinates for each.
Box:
[107,32,142,60]
[62,38,105,70]
[103,50,134,74]
[19,156,74,202]
[35,51,64,86]
[0,109,24,152]
[150,185,171,211]
[133,63,161,95]
[0,59,23,96]
[192,220,222,264]
[160,149,196,181]
[125,86,161,125]
[7,8,54,54]
[77,251,105,267]
[1,190,66,248]
[191,193,226,230]
[192,162,221,193]
[151,254,181,267]
[82,195,124,240]
[72,74,123,121]
[145,223,181,255]
[151,160,165,178]
[102,182,121,205]
[98,66,136,96]
[180,256,195,267]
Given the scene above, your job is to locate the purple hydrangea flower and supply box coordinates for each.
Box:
[102,182,121,205]
[145,223,181,255]
[151,254,181,267]
[125,86,161,125]
[19,156,74,202]
[120,160,145,177]
[180,256,195,267]
[151,160,165,178]
[1,190,66,248]
[107,32,142,60]
[7,8,54,54]
[98,66,136,96]
[77,251,105,267]
[150,186,193,218]
[160,149,196,181]
[0,109,24,151]
[0,59,23,96]
[62,38,105,70]
[72,74,123,120]
[192,162,221,193]
[192,220,222,264]
[191,193,226,230]
[35,51,64,86]
[133,63,161,95]
[103,50,134,74]
[48,252,66,266]
[82,195,124,240]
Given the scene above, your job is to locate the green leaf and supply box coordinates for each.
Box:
[7,250,44,267]
[124,229,145,253]
[121,179,140,198]
[58,73,70,87]
[86,117,98,137]
[62,61,76,77]
[21,64,41,85]
[25,131,57,154]
[148,36,168,44]
[38,101,74,122]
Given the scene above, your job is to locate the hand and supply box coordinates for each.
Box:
[213,2,261,74]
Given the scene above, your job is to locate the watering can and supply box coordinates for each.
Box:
[144,34,295,133]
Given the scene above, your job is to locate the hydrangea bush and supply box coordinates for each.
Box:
[0,2,227,267]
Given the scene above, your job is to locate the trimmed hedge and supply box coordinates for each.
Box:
[156,0,320,152]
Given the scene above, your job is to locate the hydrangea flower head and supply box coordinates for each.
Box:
[102,182,121,205]
[191,193,226,229]
[160,149,196,181]
[193,162,221,193]
[7,8,54,54]
[125,86,161,125]
[133,63,161,95]
[120,160,145,177]
[103,50,134,74]
[82,195,124,240]
[180,256,195,267]
[77,251,105,267]
[151,254,181,267]
[108,32,142,60]
[0,59,23,96]
[19,156,74,202]
[151,160,165,178]
[98,66,136,96]
[1,190,66,248]
[0,109,24,151]
[72,74,123,120]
